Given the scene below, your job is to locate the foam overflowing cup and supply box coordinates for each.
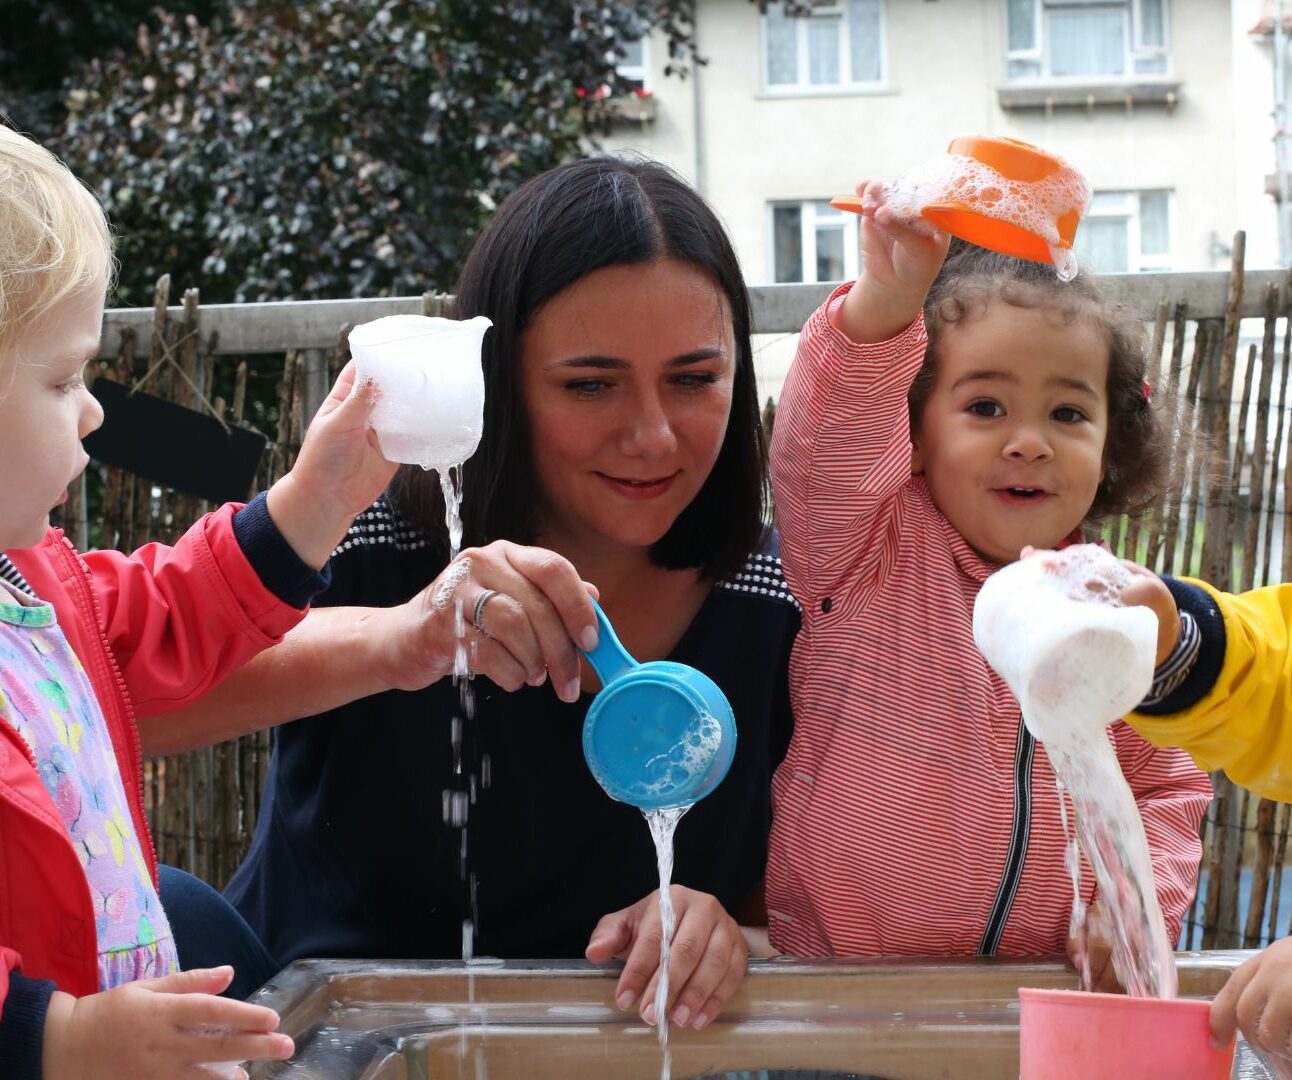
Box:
[348,314,492,469]
[972,545,1158,746]
[832,134,1092,280]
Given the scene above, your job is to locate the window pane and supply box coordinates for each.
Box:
[1133,53,1166,74]
[1075,217,1130,274]
[767,4,799,85]
[1048,8,1126,77]
[774,206,803,284]
[1008,57,1043,78]
[1008,0,1037,51]
[1139,191,1169,256]
[816,225,846,282]
[1137,0,1166,48]
[809,15,842,84]
[848,0,882,82]
[619,37,644,67]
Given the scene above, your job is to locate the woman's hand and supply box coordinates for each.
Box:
[585,886,748,1032]
[1210,937,1292,1062]
[42,967,294,1080]
[836,180,951,345]
[376,540,599,703]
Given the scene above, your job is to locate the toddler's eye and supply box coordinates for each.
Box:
[1052,406,1087,423]
[968,399,1003,418]
[60,376,86,394]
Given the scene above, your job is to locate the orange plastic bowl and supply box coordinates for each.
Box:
[1018,987,1235,1080]
[830,134,1085,267]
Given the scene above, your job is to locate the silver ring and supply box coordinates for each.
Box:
[472,589,500,632]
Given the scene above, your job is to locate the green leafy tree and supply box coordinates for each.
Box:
[0,0,221,134]
[47,0,701,304]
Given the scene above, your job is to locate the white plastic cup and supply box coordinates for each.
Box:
[972,545,1159,745]
[348,314,492,469]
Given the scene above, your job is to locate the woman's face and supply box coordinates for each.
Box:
[520,257,736,557]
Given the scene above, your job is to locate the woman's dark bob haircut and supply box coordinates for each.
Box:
[389,156,769,580]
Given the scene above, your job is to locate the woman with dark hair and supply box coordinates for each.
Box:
[158,157,799,1030]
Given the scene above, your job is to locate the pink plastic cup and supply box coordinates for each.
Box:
[1019,988,1235,1079]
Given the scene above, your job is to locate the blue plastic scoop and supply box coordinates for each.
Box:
[579,600,737,810]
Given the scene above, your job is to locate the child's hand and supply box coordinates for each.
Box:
[835,180,951,345]
[1066,902,1124,993]
[374,539,599,704]
[585,886,748,1032]
[42,966,294,1080]
[1117,561,1182,667]
[1210,937,1292,1061]
[1020,546,1182,666]
[266,360,399,570]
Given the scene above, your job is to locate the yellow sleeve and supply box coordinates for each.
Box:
[1128,579,1292,801]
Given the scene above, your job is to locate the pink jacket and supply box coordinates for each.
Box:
[0,504,304,1006]
[766,286,1211,957]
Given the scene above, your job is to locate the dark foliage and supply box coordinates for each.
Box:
[14,1,704,304]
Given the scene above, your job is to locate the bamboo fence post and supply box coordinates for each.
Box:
[1180,321,1213,578]
[1246,796,1277,947]
[1270,802,1292,944]
[1156,303,1191,574]
[1246,285,1280,589]
[1263,296,1292,584]
[1230,344,1258,593]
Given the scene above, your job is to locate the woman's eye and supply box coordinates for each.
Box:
[1053,406,1087,423]
[565,379,610,397]
[968,399,1003,418]
[672,372,719,390]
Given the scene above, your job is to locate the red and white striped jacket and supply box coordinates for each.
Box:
[765,284,1210,958]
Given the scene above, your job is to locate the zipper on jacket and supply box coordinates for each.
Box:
[978,716,1035,956]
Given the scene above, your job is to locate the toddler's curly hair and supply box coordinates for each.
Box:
[908,239,1170,522]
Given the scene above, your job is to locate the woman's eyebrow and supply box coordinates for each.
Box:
[549,347,726,371]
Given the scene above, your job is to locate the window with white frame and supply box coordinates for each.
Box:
[763,1,885,93]
[1073,190,1171,273]
[616,34,651,93]
[771,201,860,284]
[1005,0,1169,80]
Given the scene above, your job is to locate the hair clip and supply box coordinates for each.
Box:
[1141,379,1152,405]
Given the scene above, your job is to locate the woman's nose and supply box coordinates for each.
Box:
[620,394,678,457]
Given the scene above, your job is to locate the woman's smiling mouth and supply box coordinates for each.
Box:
[595,472,679,499]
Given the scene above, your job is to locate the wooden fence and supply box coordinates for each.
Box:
[59,236,1292,951]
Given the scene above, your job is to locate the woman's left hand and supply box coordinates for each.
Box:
[585,886,748,1031]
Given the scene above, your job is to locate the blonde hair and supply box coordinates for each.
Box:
[0,126,112,364]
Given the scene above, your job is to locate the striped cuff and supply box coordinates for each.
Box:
[1139,611,1201,708]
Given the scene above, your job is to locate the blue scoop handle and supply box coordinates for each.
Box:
[582,600,638,686]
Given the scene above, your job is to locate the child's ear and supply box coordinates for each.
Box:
[910,435,925,475]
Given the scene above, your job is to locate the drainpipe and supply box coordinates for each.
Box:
[691,1,707,195]
[1277,0,1291,265]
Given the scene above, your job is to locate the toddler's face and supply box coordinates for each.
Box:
[0,278,106,550]
[911,300,1109,566]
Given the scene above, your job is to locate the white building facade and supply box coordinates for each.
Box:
[605,1,1272,395]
